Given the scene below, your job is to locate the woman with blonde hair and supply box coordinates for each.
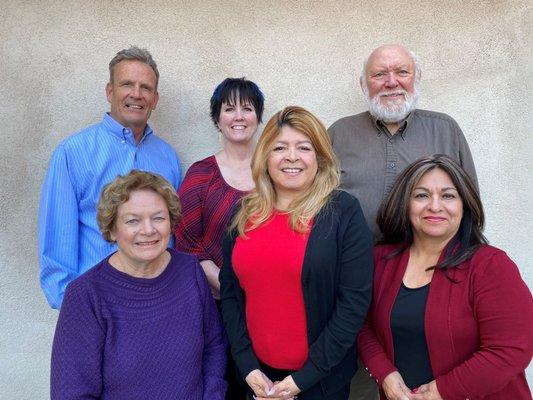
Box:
[220,106,373,399]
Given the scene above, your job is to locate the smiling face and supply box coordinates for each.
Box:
[106,60,159,141]
[217,100,258,145]
[111,189,171,272]
[362,45,419,123]
[409,168,464,244]
[267,125,318,207]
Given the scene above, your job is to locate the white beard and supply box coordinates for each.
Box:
[364,84,420,123]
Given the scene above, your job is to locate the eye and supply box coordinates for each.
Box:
[153,216,166,222]
[442,193,456,199]
[413,192,428,199]
[397,70,410,76]
[125,218,138,224]
[298,145,313,151]
[244,106,254,112]
[272,145,285,152]
[373,72,384,78]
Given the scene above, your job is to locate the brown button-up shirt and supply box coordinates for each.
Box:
[328,109,478,238]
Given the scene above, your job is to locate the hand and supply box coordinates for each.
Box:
[200,260,221,299]
[382,371,414,400]
[411,380,443,400]
[270,375,301,400]
[245,369,274,398]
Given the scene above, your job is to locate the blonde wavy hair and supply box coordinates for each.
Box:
[231,106,340,236]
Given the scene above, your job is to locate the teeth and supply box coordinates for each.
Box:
[232,126,245,129]
[282,168,302,173]
[127,105,142,109]
[137,240,158,246]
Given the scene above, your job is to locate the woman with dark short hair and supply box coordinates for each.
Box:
[358,155,533,400]
[51,170,227,400]
[220,106,373,400]
[174,77,264,398]
[175,77,264,300]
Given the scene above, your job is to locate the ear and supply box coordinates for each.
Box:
[151,90,159,110]
[109,227,117,243]
[105,82,113,104]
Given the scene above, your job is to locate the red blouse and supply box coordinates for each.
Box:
[175,155,246,267]
[232,212,310,370]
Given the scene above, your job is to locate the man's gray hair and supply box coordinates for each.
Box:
[360,48,422,84]
[109,46,159,88]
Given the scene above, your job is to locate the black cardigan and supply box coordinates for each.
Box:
[220,190,373,395]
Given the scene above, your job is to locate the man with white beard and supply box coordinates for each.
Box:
[329,44,477,242]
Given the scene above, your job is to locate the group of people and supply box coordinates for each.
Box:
[40,44,532,400]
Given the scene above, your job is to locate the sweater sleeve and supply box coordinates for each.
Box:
[357,246,398,385]
[194,262,228,400]
[175,162,211,260]
[292,196,374,390]
[435,250,533,399]
[219,230,261,380]
[51,279,105,399]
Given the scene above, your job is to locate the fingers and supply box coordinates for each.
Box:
[245,369,274,397]
[270,375,300,400]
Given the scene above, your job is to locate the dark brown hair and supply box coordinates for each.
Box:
[377,154,487,270]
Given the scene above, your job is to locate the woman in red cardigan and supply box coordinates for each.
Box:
[358,155,533,400]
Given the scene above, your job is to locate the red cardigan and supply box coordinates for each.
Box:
[358,244,533,400]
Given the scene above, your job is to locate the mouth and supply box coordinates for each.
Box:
[380,92,405,100]
[282,168,303,175]
[135,239,159,247]
[231,125,246,130]
[423,216,446,223]
[126,104,144,110]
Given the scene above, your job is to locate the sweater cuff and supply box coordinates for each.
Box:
[291,360,324,392]
[234,348,261,380]
[362,353,398,387]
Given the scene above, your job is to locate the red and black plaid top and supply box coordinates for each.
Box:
[175,155,247,267]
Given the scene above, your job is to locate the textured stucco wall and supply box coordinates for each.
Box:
[1,1,531,398]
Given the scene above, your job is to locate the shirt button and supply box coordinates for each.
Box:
[390,162,396,168]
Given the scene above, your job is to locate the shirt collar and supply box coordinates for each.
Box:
[370,110,415,139]
[102,112,153,144]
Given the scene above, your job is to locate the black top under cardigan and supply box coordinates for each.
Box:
[219,190,374,395]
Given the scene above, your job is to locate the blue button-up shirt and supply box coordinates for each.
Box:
[38,113,181,308]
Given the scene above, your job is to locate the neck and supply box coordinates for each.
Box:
[132,127,145,143]
[110,250,169,278]
[275,191,298,211]
[385,122,400,135]
[410,235,450,260]
[219,140,254,162]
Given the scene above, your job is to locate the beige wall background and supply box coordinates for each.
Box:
[1,0,531,398]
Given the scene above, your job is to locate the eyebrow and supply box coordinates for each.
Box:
[413,186,458,191]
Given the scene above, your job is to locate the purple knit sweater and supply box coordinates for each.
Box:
[51,249,227,400]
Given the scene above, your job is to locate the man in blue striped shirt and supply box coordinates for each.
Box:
[38,46,181,309]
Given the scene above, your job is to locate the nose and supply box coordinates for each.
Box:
[140,219,156,235]
[428,195,442,212]
[234,108,244,120]
[130,84,142,98]
[384,72,399,87]
[285,146,299,161]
